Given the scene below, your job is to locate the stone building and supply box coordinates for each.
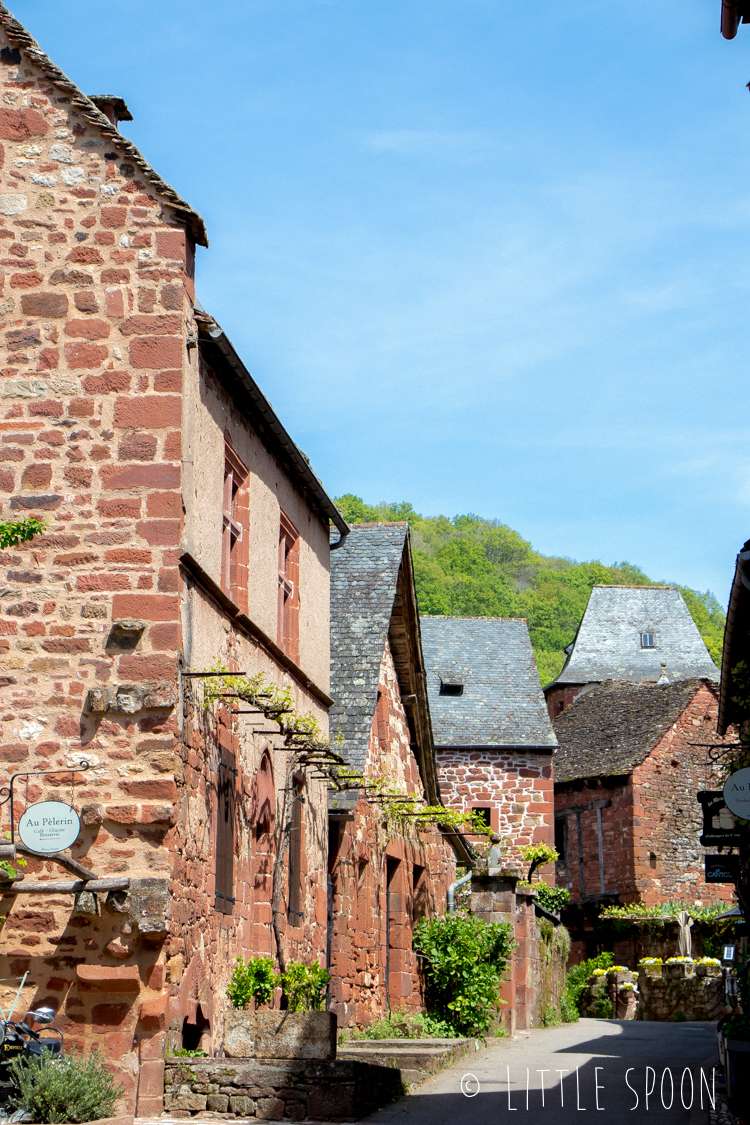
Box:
[553,678,733,960]
[327,524,467,1027]
[544,585,719,720]
[0,7,347,1114]
[420,616,557,871]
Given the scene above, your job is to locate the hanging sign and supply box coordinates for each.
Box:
[723,769,750,820]
[18,801,80,853]
[705,854,739,883]
[696,791,742,847]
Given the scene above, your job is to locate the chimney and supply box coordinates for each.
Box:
[88,95,133,129]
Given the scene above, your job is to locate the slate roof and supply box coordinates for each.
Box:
[547,586,718,689]
[553,678,710,783]
[0,4,207,245]
[329,523,410,778]
[420,616,557,749]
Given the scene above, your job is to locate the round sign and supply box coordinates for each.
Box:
[18,801,80,853]
[723,768,750,821]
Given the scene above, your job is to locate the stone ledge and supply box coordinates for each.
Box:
[163,1057,404,1121]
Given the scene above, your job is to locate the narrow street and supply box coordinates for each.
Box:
[364,1020,720,1125]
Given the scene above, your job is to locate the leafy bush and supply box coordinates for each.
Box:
[535,884,571,915]
[168,1047,207,1057]
[560,992,579,1023]
[281,961,331,1011]
[227,956,279,1010]
[564,952,614,1016]
[413,912,514,1035]
[355,1009,458,1040]
[11,1050,122,1124]
[593,997,613,1018]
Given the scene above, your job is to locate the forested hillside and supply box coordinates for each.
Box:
[334,495,725,685]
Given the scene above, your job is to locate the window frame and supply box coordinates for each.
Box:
[278,510,300,664]
[221,439,249,611]
[640,631,655,649]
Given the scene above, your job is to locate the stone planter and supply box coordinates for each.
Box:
[695,963,722,978]
[665,961,695,980]
[223,1010,337,1060]
[638,963,662,979]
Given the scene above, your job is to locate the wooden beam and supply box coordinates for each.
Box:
[0,877,129,895]
[16,845,96,881]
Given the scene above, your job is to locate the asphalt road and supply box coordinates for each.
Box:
[363,1019,720,1125]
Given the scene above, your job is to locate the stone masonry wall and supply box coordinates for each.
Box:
[328,641,455,1028]
[0,26,195,1113]
[436,747,554,869]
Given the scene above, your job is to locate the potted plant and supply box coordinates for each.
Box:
[223,958,336,1060]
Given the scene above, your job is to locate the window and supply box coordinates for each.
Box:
[472,807,492,830]
[640,632,655,649]
[278,511,300,664]
[222,439,249,610]
[287,773,304,927]
[439,680,463,696]
[215,749,236,914]
[554,816,567,864]
[412,863,428,922]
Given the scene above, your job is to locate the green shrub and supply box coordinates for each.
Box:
[168,1047,207,1057]
[535,884,571,915]
[11,1050,123,1124]
[413,912,515,1036]
[593,997,613,1019]
[560,992,579,1023]
[227,956,279,1010]
[281,961,331,1011]
[356,1009,457,1040]
[564,952,613,1016]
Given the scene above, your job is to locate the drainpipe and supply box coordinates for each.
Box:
[448,872,472,912]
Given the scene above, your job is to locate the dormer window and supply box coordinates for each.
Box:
[439,681,463,696]
[640,632,655,649]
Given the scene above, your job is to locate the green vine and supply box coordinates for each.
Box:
[0,517,46,549]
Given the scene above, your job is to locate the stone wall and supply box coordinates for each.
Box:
[164,1056,404,1122]
[0,21,195,1114]
[470,871,569,1034]
[637,961,724,1022]
[436,748,554,869]
[328,641,455,1028]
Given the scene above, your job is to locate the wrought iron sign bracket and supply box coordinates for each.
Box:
[0,762,91,844]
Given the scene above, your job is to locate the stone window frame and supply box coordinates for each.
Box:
[278,510,300,664]
[222,437,250,612]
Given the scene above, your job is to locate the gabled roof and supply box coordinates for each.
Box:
[553,678,712,784]
[330,524,414,782]
[547,586,718,691]
[420,616,557,749]
[329,524,444,803]
[0,4,207,246]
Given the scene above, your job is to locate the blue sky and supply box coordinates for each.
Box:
[12,0,750,598]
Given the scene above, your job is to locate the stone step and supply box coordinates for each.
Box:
[338,1036,475,1086]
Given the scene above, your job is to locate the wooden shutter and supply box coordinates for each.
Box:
[215,749,236,914]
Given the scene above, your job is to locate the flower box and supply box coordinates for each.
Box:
[223,1010,337,1060]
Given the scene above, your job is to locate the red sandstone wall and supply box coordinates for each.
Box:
[436,747,554,871]
[0,32,193,1113]
[328,642,455,1027]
